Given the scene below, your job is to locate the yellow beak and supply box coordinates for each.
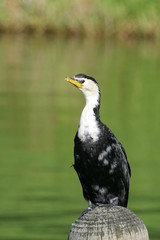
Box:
[65,77,82,88]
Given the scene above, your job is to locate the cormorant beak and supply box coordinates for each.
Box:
[65,77,82,89]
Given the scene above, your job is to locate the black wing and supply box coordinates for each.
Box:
[73,127,131,207]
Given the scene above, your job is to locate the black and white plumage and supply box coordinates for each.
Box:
[65,74,131,208]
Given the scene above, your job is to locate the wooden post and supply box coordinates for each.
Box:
[68,205,149,240]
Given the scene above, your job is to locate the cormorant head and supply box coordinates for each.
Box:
[65,73,100,105]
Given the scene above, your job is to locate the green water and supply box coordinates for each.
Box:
[0,36,160,239]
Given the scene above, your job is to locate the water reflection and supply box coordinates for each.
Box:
[0,35,160,239]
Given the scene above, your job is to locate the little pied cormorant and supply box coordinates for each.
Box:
[65,74,131,208]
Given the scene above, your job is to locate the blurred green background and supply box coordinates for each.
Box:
[0,1,160,240]
[0,0,160,38]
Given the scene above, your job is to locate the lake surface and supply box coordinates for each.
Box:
[0,35,160,239]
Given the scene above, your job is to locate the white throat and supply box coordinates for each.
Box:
[78,91,100,142]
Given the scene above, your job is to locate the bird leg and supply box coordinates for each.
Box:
[109,196,119,206]
[88,197,119,210]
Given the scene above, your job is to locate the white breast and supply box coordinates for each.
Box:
[78,104,100,142]
[78,79,100,142]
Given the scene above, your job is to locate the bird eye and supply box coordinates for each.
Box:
[80,80,85,84]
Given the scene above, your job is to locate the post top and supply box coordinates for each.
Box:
[68,205,149,240]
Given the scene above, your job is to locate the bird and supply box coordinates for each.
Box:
[65,73,131,208]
